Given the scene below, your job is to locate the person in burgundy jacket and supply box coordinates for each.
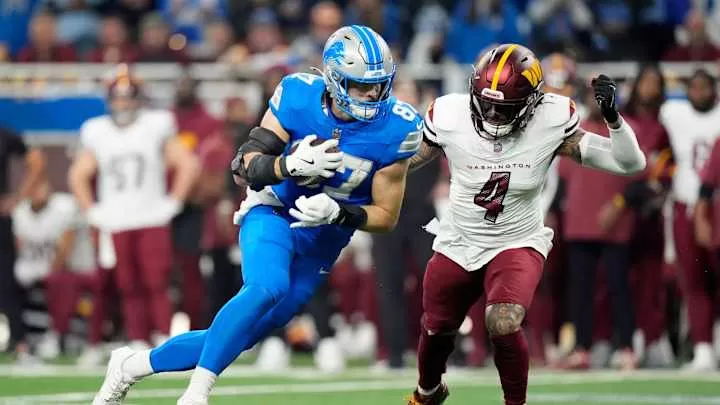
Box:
[171,72,224,330]
[596,64,676,368]
[557,87,639,371]
[16,12,77,63]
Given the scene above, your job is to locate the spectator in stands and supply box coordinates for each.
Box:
[345,0,407,52]
[663,9,720,61]
[159,0,227,45]
[405,2,448,65]
[0,0,41,58]
[195,18,234,62]
[243,8,289,69]
[16,12,77,62]
[0,128,46,363]
[526,0,593,57]
[171,72,224,330]
[135,12,189,64]
[87,15,138,63]
[96,0,154,41]
[290,1,343,68]
[50,0,101,57]
[444,0,527,64]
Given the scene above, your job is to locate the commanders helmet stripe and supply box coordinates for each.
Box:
[359,25,382,66]
[490,44,519,90]
[350,25,377,67]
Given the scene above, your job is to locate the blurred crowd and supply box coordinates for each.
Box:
[3,0,720,69]
[2,0,720,376]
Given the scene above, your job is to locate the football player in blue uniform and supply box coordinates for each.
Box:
[93,25,423,405]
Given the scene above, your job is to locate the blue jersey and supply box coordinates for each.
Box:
[265,72,422,254]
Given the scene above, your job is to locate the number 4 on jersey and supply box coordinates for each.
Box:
[474,171,511,223]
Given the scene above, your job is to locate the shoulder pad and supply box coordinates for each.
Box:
[431,93,469,132]
[534,93,578,130]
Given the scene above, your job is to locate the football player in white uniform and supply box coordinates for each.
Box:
[68,66,199,348]
[13,177,96,359]
[661,69,720,371]
[404,44,646,405]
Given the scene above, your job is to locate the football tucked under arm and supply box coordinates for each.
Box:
[557,117,646,175]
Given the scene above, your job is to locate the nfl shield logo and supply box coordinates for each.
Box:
[333,128,342,139]
[494,142,502,153]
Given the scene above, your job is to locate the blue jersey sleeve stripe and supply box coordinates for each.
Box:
[350,25,376,66]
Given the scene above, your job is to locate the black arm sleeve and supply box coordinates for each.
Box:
[230,126,288,189]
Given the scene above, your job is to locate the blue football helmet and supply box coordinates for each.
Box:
[320,25,396,121]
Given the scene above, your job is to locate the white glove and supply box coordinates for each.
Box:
[284,135,343,179]
[289,193,341,228]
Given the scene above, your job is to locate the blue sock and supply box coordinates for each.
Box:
[149,330,207,372]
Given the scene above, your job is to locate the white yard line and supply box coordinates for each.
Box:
[0,376,626,404]
[2,364,720,382]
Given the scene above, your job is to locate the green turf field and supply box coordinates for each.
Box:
[0,366,719,405]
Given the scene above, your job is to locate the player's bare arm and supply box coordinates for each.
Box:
[232,109,342,187]
[408,138,442,172]
[68,149,98,212]
[17,148,46,201]
[556,75,646,175]
[361,158,409,232]
[164,137,200,202]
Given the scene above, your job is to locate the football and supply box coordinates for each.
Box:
[289,138,339,186]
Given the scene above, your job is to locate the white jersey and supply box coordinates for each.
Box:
[12,193,95,287]
[660,100,720,207]
[81,109,176,232]
[425,93,579,271]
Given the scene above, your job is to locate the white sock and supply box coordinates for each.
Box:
[123,350,154,378]
[417,384,439,396]
[183,367,217,400]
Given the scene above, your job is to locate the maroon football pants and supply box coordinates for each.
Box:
[673,203,715,344]
[112,226,173,341]
[45,269,113,344]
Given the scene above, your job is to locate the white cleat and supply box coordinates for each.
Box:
[78,345,106,368]
[314,337,346,373]
[37,331,61,360]
[92,347,138,405]
[255,336,290,372]
[682,343,717,372]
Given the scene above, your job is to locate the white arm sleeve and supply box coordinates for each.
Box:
[578,116,646,175]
